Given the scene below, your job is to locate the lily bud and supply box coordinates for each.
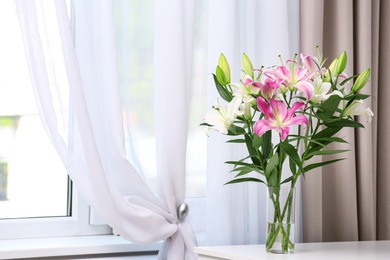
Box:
[216,66,227,86]
[217,54,231,85]
[242,53,254,78]
[351,68,370,93]
[337,51,347,74]
[324,57,338,82]
[329,57,338,76]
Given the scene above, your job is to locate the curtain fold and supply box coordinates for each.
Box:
[376,0,390,240]
[15,0,197,259]
[15,0,305,258]
[154,0,197,258]
[206,0,301,246]
[300,0,390,242]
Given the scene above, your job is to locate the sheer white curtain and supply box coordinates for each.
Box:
[15,0,196,259]
[206,0,301,246]
[154,0,197,258]
[15,0,300,258]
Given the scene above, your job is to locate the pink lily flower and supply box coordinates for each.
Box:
[254,98,308,140]
[301,53,319,73]
[265,61,314,100]
[244,75,282,101]
[230,74,260,105]
[259,77,283,100]
[242,75,263,89]
[301,52,328,77]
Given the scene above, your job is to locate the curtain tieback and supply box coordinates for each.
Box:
[177,202,189,222]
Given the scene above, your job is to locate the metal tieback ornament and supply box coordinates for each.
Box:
[177,202,189,222]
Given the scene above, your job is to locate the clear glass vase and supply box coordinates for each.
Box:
[266,185,295,254]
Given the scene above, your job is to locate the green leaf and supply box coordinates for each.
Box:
[212,74,233,102]
[230,166,253,172]
[325,119,364,128]
[252,134,262,149]
[339,74,359,86]
[225,178,265,185]
[244,134,262,166]
[289,156,297,176]
[306,149,349,158]
[303,158,345,173]
[265,153,279,178]
[226,139,246,143]
[305,127,343,159]
[227,125,246,135]
[343,93,370,101]
[225,160,251,166]
[262,130,272,158]
[316,95,341,120]
[280,142,304,176]
[267,168,279,187]
[229,164,262,174]
[281,176,293,185]
[312,127,341,140]
[315,137,348,144]
[233,167,254,177]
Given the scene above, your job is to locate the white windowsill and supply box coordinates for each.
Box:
[0,235,160,259]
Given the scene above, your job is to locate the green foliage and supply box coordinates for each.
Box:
[203,50,372,189]
[225,177,265,185]
[280,141,304,177]
[212,74,233,102]
[316,95,341,121]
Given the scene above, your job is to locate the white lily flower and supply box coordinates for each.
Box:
[310,77,343,104]
[231,74,260,104]
[204,97,245,135]
[343,99,374,122]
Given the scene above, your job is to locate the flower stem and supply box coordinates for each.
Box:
[266,184,296,253]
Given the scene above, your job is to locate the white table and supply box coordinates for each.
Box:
[194,241,390,260]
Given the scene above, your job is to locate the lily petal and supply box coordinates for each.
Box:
[254,120,274,137]
[301,54,318,72]
[286,102,305,120]
[296,81,314,100]
[287,114,309,127]
[257,97,274,119]
[279,126,290,140]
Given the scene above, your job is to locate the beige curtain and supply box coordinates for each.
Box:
[300,0,390,242]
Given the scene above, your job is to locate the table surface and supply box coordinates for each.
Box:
[194,241,390,260]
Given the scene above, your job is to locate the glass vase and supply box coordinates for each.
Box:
[266,185,295,254]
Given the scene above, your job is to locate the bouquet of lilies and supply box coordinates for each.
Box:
[201,49,373,253]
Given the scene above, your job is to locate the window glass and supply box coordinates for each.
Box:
[0,0,70,219]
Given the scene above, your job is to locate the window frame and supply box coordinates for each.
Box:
[0,1,208,257]
[0,235,160,259]
[0,187,112,240]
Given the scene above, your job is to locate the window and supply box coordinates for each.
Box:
[0,0,70,220]
[114,0,208,239]
[0,0,111,240]
[1,0,208,248]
